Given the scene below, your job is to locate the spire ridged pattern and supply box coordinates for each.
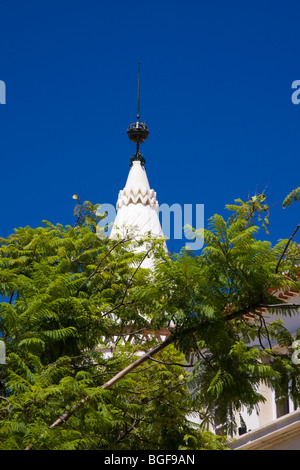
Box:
[116,161,159,211]
[110,160,164,244]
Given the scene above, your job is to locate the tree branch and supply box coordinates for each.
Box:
[275,223,300,274]
[76,237,131,296]
[24,274,300,449]
[283,275,300,288]
[149,356,194,368]
[98,247,153,319]
[101,333,175,390]
[224,302,300,322]
[24,331,177,449]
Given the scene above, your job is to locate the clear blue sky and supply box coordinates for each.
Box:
[0,0,299,254]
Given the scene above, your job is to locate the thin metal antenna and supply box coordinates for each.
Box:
[127,61,149,167]
[136,61,140,122]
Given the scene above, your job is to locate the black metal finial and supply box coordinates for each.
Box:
[127,62,149,166]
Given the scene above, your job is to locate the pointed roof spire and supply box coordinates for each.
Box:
[127,62,149,167]
[110,159,165,265]
[110,65,166,266]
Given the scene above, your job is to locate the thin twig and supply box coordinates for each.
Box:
[256,311,272,350]
[9,292,14,304]
[100,247,153,318]
[283,275,300,288]
[275,223,300,273]
[76,237,131,296]
[149,356,194,368]
[225,302,300,321]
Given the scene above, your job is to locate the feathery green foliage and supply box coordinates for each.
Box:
[282,187,300,209]
[0,191,299,450]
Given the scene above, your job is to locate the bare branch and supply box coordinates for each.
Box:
[283,275,300,288]
[149,356,194,368]
[24,332,177,449]
[225,302,300,322]
[275,223,300,274]
[101,333,175,390]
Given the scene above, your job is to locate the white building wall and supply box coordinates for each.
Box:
[231,291,300,449]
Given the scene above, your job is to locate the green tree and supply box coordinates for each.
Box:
[0,193,299,450]
[0,201,227,450]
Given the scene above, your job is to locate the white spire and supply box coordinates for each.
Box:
[110,160,164,238]
[110,161,165,267]
[110,63,166,267]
